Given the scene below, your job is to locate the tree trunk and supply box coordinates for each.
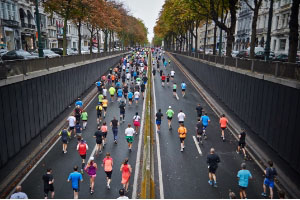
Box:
[97,29,100,53]
[204,15,209,53]
[103,30,108,52]
[190,27,193,52]
[62,15,68,56]
[186,32,188,52]
[109,31,112,52]
[226,0,237,57]
[89,26,94,54]
[213,23,217,55]
[249,5,260,58]
[288,0,299,63]
[195,21,199,52]
[264,0,274,60]
[77,20,82,55]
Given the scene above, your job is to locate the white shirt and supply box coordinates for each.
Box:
[103,88,107,96]
[170,71,175,76]
[67,116,76,127]
[133,115,141,122]
[126,73,131,79]
[177,112,186,122]
[126,63,129,68]
[134,91,140,98]
[125,127,135,136]
[117,196,129,199]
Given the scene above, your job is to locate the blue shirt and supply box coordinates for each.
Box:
[181,83,186,89]
[128,92,133,99]
[75,124,81,133]
[116,82,121,87]
[68,172,83,189]
[96,81,101,86]
[133,72,137,77]
[75,101,83,107]
[200,115,210,126]
[237,170,252,187]
[117,89,123,97]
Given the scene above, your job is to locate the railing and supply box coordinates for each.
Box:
[21,21,35,29]
[0,50,128,80]
[169,50,300,81]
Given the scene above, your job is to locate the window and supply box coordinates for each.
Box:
[7,3,11,20]
[12,4,16,20]
[276,16,280,29]
[279,39,286,50]
[273,39,277,51]
[1,2,5,19]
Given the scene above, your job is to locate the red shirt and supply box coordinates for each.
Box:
[219,117,228,128]
[161,75,166,81]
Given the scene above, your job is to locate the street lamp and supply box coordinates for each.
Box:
[35,0,44,57]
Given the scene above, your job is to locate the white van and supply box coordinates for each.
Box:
[247,46,264,54]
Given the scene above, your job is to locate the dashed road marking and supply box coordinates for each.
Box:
[192,136,203,156]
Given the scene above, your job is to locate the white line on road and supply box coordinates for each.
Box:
[175,94,179,100]
[192,136,203,156]
[152,71,165,199]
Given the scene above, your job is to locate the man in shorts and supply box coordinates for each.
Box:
[96,102,103,125]
[134,91,140,105]
[178,123,187,152]
[196,118,204,144]
[181,81,186,97]
[161,73,166,86]
[207,148,220,187]
[237,163,252,199]
[177,110,186,125]
[172,83,177,97]
[102,96,108,117]
[94,126,103,155]
[119,100,126,122]
[109,86,116,102]
[77,138,88,174]
[219,114,228,142]
[236,128,247,159]
[195,103,203,118]
[200,112,210,139]
[166,106,174,129]
[128,90,133,106]
[43,168,55,199]
[75,122,83,142]
[59,128,71,153]
[125,124,135,151]
[170,70,175,80]
[67,166,83,199]
[262,161,277,199]
[156,109,163,132]
[67,114,76,138]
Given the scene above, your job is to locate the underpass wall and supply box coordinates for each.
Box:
[0,55,122,168]
[172,53,300,175]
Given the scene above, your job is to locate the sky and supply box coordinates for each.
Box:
[120,0,165,43]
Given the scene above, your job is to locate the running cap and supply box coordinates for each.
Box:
[98,102,101,105]
[169,106,171,108]
[90,157,95,161]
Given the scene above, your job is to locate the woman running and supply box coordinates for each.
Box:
[102,153,113,190]
[101,122,108,147]
[85,157,97,194]
[120,158,132,192]
[133,112,141,133]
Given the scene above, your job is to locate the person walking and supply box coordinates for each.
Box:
[120,158,132,192]
[133,112,141,133]
[200,112,210,139]
[10,186,28,199]
[59,128,71,154]
[125,124,135,151]
[67,166,83,199]
[177,110,186,125]
[102,153,113,190]
[94,126,103,156]
[237,163,252,199]
[77,138,88,174]
[219,114,228,142]
[42,168,54,199]
[237,129,247,159]
[110,117,120,144]
[166,106,174,130]
[181,81,186,97]
[85,157,98,194]
[261,161,277,199]
[178,123,187,152]
[207,148,220,187]
[155,109,163,132]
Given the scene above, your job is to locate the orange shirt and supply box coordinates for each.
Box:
[111,75,115,80]
[178,126,187,138]
[219,117,228,128]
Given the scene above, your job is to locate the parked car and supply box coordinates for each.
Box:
[247,46,264,55]
[236,50,249,58]
[231,50,239,57]
[59,48,77,55]
[0,49,8,57]
[1,49,39,61]
[31,49,60,58]
[51,48,63,55]
[254,51,275,60]
[205,49,213,55]
[81,47,90,54]
[273,54,288,62]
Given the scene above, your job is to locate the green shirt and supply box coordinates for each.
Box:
[98,94,104,102]
[136,77,141,82]
[173,84,177,89]
[81,112,88,120]
[166,109,174,118]
[109,87,116,95]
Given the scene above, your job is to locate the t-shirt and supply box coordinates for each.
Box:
[98,94,104,102]
[126,73,131,79]
[166,109,174,118]
[59,130,70,140]
[177,112,186,122]
[206,154,220,168]
[173,84,177,89]
[111,119,118,128]
[128,92,133,99]
[156,112,163,121]
[219,117,228,128]
[133,115,141,122]
[67,116,76,127]
[94,130,103,141]
[102,99,108,107]
[75,101,83,107]
[196,106,203,115]
[42,173,53,190]
[239,132,246,143]
[103,88,107,96]
[181,83,186,89]
[196,122,203,133]
[68,172,83,189]
[101,125,108,133]
[103,157,113,172]
[119,103,126,112]
[125,127,135,136]
[10,192,28,199]
[170,71,175,76]
[81,112,88,121]
[109,87,116,95]
[201,115,210,126]
[134,91,140,98]
[237,170,252,187]
[117,89,123,97]
[265,167,277,181]
[75,124,82,133]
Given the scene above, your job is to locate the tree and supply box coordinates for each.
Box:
[288,0,300,63]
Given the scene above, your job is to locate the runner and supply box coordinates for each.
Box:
[181,81,186,97]
[140,82,145,99]
[155,109,163,132]
[236,128,247,159]
[159,69,163,77]
[152,67,156,76]
[67,166,83,199]
[261,161,277,199]
[195,103,203,118]
[126,72,131,83]
[134,90,140,105]
[166,106,174,129]
[161,73,166,86]
[168,59,171,66]
[67,114,76,138]
[111,74,116,86]
[96,81,101,92]
[107,74,112,86]
[85,157,98,195]
[177,110,186,125]
[75,122,82,142]
[42,168,55,199]
[109,86,116,102]
[219,114,228,142]
[142,75,148,85]
[101,122,108,147]
[102,97,108,117]
[103,86,107,98]
[10,186,28,199]
[77,138,88,174]
[123,84,128,102]
[102,153,113,190]
[94,126,103,155]
[98,92,104,104]
[128,90,133,106]
[117,87,123,102]
[170,70,175,81]
[125,124,135,151]
[166,74,170,85]
[59,128,71,154]
[110,116,120,144]
[196,118,204,144]
[237,163,252,199]
[119,100,126,122]
[74,106,81,123]
[75,98,83,108]
[133,112,141,133]
[207,148,220,188]
[173,82,177,98]
[200,112,210,139]
[178,123,187,152]
[96,102,103,125]
[81,110,88,130]
[120,158,132,192]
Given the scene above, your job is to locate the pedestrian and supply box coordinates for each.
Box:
[166,106,174,129]
[237,163,252,199]
[59,128,71,154]
[181,81,186,97]
[134,90,140,105]
[178,123,187,152]
[195,103,203,118]
[102,153,113,190]
[102,96,108,117]
[125,124,135,151]
[67,114,76,138]
[75,122,82,142]
[81,110,88,129]
[93,126,103,155]
[156,109,163,132]
[170,70,175,80]
[110,116,120,144]
[207,148,220,187]
[96,102,103,125]
[85,157,97,194]
[77,138,88,174]
[117,88,123,102]
[10,186,28,199]
[173,82,177,98]
[140,82,145,98]
[177,110,186,125]
[119,100,126,122]
[67,166,83,199]
[120,158,132,192]
[236,128,247,159]
[117,189,129,199]
[43,168,55,199]
[75,98,83,108]
[161,73,166,86]
[196,118,204,144]
[133,112,141,133]
[219,114,228,142]
[200,112,210,139]
[74,105,82,123]
[261,160,277,199]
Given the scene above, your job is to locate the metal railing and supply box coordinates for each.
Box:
[0,50,128,80]
[169,50,300,81]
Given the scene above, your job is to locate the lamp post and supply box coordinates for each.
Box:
[35,0,43,57]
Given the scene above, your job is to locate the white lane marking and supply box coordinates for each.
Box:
[6,92,99,198]
[175,94,179,100]
[132,83,147,199]
[192,136,203,156]
[152,70,165,199]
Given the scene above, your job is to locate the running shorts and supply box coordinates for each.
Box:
[80,154,86,159]
[179,138,185,143]
[173,89,176,92]
[105,171,113,179]
[103,132,107,138]
[103,107,107,111]
[156,120,161,125]
[208,166,218,174]
[62,139,68,144]
[133,121,140,127]
[126,136,134,143]
[167,116,173,120]
[182,89,186,91]
[264,178,275,188]
[238,142,246,148]
[96,139,102,144]
[221,127,226,130]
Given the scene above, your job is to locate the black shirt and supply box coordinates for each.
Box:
[239,131,246,143]
[43,174,54,190]
[207,154,220,168]
[196,106,203,115]
[141,83,145,91]
[111,119,118,128]
[156,112,163,121]
[94,130,103,141]
[123,86,128,93]
[143,76,148,82]
[119,103,126,112]
[196,122,203,133]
